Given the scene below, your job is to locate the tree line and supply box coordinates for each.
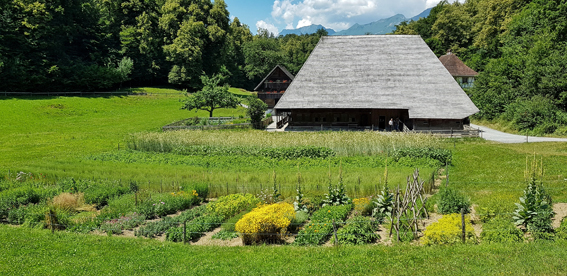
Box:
[394,0,567,134]
[0,0,324,92]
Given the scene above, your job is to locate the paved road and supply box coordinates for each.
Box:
[471,124,567,143]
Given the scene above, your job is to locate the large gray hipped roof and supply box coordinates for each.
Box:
[274,35,479,119]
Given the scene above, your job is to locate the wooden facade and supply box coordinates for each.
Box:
[254,65,294,108]
[280,109,467,130]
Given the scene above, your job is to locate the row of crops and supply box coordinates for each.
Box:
[3,173,567,245]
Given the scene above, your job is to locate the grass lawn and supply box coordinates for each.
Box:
[2,225,567,276]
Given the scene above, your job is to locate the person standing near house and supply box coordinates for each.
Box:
[394,117,400,131]
[389,118,394,131]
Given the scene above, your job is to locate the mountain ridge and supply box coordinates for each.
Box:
[279,8,432,37]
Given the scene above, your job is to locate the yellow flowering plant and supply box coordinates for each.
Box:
[421,213,477,245]
[235,202,295,245]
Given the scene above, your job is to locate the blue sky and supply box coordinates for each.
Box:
[224,0,461,36]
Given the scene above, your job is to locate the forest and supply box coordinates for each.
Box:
[1,0,567,134]
[0,0,324,92]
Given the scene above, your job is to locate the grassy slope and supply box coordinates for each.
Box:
[0,89,246,168]
[1,225,567,276]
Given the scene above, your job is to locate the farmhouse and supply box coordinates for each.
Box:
[439,50,479,89]
[274,35,479,131]
[254,65,294,108]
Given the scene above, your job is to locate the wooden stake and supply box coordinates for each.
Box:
[461,208,466,244]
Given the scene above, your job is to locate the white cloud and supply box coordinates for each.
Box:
[271,0,463,31]
[297,18,312,28]
[256,20,280,36]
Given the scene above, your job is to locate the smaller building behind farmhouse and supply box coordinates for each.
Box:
[254,65,294,108]
[439,50,478,89]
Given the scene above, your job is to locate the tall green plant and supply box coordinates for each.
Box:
[322,161,351,206]
[513,156,554,238]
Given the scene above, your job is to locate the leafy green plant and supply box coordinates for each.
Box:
[7,203,48,227]
[136,205,207,238]
[0,187,41,219]
[334,216,379,245]
[372,188,394,224]
[480,218,523,243]
[322,165,351,207]
[294,204,353,245]
[166,213,223,242]
[512,176,554,237]
[437,188,470,214]
[211,229,239,240]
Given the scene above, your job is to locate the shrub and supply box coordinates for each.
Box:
[437,188,470,214]
[421,213,476,245]
[235,202,296,245]
[294,204,353,246]
[207,193,261,220]
[334,216,379,245]
[480,218,523,243]
[0,187,41,219]
[502,95,560,134]
[8,203,48,227]
[247,97,267,129]
[353,198,373,216]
